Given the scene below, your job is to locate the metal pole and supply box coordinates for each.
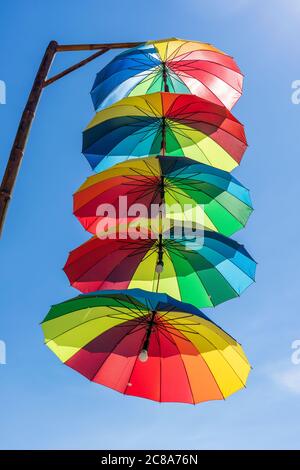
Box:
[0,39,144,237]
[142,311,157,352]
[162,62,169,92]
[44,48,108,87]
[0,40,58,235]
[56,41,141,52]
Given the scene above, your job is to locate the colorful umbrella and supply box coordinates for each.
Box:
[41,289,250,403]
[64,228,256,309]
[91,38,243,111]
[83,92,247,173]
[74,156,253,237]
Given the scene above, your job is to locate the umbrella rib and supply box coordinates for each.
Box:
[121,184,156,198]
[125,50,161,68]
[126,164,157,179]
[144,94,166,117]
[183,244,246,294]
[139,69,163,94]
[122,171,156,183]
[156,320,196,404]
[120,183,153,192]
[113,319,148,330]
[44,310,134,344]
[160,313,198,322]
[159,322,200,335]
[120,181,154,189]
[128,67,161,85]
[162,162,191,179]
[166,324,196,405]
[178,325,248,387]
[157,322,227,399]
[168,173,210,185]
[175,60,243,93]
[164,185,186,207]
[89,322,145,384]
[156,156,177,175]
[106,306,144,320]
[155,327,163,403]
[108,123,159,158]
[167,124,214,167]
[172,116,247,148]
[125,245,155,261]
[123,175,158,191]
[105,316,144,324]
[166,184,200,199]
[167,105,226,120]
[167,70,189,92]
[165,41,191,62]
[164,242,216,307]
[179,67,234,106]
[120,246,148,257]
[104,52,158,72]
[197,239,255,280]
[155,305,178,321]
[179,342,196,405]
[171,179,226,196]
[110,295,145,318]
[105,297,146,318]
[171,232,250,270]
[134,101,160,119]
[157,323,191,344]
[94,64,157,106]
[104,303,144,318]
[169,122,218,157]
[85,118,154,153]
[123,330,147,394]
[168,169,206,181]
[127,53,160,68]
[125,294,150,318]
[143,158,161,177]
[167,182,249,227]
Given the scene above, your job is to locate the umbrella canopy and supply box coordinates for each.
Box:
[83,92,247,173]
[74,156,253,237]
[91,38,243,111]
[64,228,256,309]
[41,289,250,403]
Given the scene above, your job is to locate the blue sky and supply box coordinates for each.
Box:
[1,0,300,450]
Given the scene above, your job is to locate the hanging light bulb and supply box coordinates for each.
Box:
[138,349,148,363]
[156,261,164,273]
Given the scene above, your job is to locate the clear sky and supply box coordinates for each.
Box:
[1,0,300,450]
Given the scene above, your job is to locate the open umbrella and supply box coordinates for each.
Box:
[91,38,243,111]
[83,92,247,172]
[41,289,250,403]
[74,156,253,237]
[64,228,256,309]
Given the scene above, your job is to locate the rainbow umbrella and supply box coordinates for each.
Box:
[41,289,250,403]
[83,92,247,173]
[91,38,243,111]
[64,228,256,309]
[74,156,253,237]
